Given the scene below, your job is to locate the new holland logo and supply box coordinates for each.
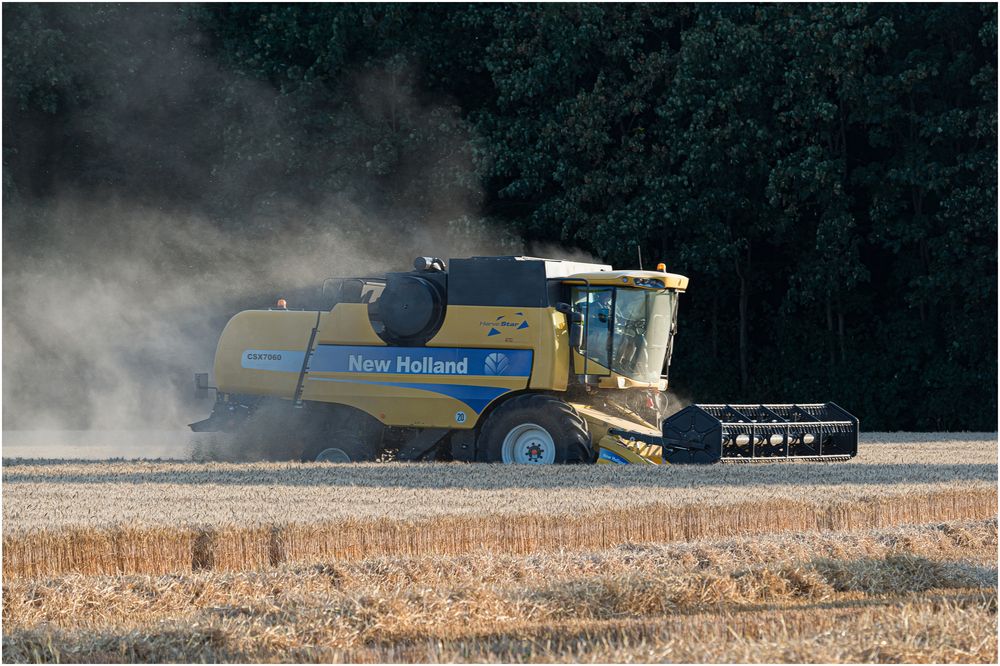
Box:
[483,352,511,375]
[481,312,529,337]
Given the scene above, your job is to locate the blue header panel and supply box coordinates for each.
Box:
[309,345,533,377]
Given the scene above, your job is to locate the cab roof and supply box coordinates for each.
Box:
[566,270,689,291]
[455,257,688,291]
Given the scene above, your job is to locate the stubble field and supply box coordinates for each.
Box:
[2,433,997,662]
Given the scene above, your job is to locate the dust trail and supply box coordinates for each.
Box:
[525,241,606,265]
[1,196,524,455]
[1,9,522,458]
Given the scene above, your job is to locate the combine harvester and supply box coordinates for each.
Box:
[191,256,858,464]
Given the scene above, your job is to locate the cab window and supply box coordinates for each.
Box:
[571,286,612,372]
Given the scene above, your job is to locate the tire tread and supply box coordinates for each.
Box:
[477,393,593,464]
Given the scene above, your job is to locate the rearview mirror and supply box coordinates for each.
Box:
[557,303,586,352]
[570,321,584,350]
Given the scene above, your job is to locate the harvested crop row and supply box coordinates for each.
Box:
[3,520,996,663]
[3,488,996,580]
[5,593,994,663]
[3,436,996,530]
[5,519,995,628]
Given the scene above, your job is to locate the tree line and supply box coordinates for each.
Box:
[4,3,996,430]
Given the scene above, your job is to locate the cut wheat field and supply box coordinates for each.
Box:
[2,433,997,662]
[3,521,997,662]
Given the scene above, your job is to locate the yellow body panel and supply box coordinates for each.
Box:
[213,310,317,398]
[595,435,663,464]
[534,309,571,391]
[316,304,385,345]
[430,305,543,348]
[571,402,660,443]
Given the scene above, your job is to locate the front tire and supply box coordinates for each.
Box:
[477,394,592,464]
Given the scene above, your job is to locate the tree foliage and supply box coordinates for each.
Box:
[3,3,996,430]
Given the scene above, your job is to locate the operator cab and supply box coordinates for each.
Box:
[571,285,679,383]
[563,270,688,387]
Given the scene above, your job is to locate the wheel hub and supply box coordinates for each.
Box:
[526,443,544,461]
[314,447,351,463]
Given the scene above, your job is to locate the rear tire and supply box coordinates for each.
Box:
[477,394,592,464]
[231,399,303,461]
[299,405,385,462]
[303,433,378,463]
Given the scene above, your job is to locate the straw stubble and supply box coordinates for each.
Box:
[2,434,996,662]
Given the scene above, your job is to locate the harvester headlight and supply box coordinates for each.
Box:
[634,278,666,289]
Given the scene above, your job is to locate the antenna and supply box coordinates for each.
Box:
[636,242,643,270]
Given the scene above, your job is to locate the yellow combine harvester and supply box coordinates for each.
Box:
[191,256,858,464]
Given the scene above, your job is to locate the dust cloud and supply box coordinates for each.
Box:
[3,198,503,421]
[524,241,606,266]
[1,8,522,458]
[663,390,693,418]
[1,193,528,458]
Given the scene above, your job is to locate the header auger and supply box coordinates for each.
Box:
[191,255,858,464]
[601,402,858,464]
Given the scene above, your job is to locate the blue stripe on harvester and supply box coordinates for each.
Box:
[307,377,509,414]
[309,345,533,376]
